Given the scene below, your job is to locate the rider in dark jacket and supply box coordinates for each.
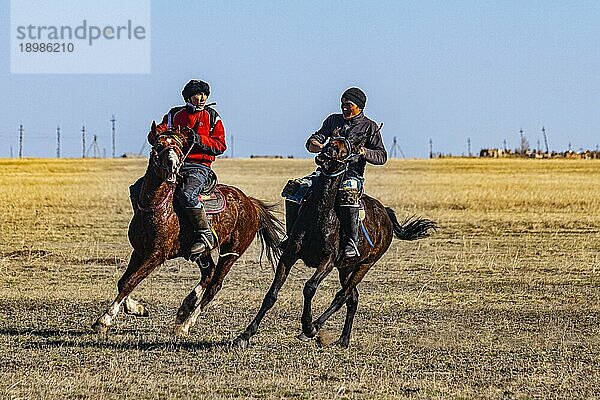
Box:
[282,87,387,257]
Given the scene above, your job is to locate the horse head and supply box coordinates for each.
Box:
[149,121,191,184]
[315,136,354,175]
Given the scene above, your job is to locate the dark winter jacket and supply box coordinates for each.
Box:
[306,112,387,177]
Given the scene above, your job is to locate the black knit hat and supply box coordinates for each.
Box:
[341,87,367,109]
[182,80,210,100]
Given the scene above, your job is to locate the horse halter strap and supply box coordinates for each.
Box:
[150,134,188,170]
[318,136,355,177]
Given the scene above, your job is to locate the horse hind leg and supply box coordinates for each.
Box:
[173,255,237,337]
[92,250,161,334]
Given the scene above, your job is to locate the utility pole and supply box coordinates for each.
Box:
[519,129,524,154]
[230,134,234,158]
[18,125,23,158]
[82,125,86,158]
[93,135,100,158]
[56,125,61,158]
[542,126,549,154]
[390,136,405,158]
[503,139,507,151]
[111,115,116,158]
[10,146,13,158]
[86,134,101,158]
[467,137,471,157]
[429,138,433,159]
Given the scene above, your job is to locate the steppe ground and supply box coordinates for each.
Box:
[0,157,599,399]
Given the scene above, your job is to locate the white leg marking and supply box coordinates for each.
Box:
[176,285,206,335]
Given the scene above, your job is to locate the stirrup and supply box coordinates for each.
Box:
[343,239,360,258]
[190,232,215,258]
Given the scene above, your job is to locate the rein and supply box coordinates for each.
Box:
[139,132,190,213]
[318,136,356,177]
[320,163,348,177]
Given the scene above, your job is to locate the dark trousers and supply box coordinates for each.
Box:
[129,163,215,208]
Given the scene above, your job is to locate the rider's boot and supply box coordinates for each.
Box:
[184,206,216,259]
[340,206,360,258]
[278,201,300,251]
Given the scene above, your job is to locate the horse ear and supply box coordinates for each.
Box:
[150,121,157,134]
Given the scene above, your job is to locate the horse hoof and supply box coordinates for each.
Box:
[297,332,313,342]
[332,338,350,349]
[231,336,249,349]
[173,324,189,337]
[299,326,317,341]
[124,304,148,317]
[91,321,109,334]
[315,330,338,348]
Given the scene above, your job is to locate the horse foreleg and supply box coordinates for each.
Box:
[174,255,238,337]
[92,250,163,334]
[299,258,334,341]
[311,262,372,343]
[232,253,297,349]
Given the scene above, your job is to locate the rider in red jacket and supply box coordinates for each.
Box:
[131,80,227,261]
[150,82,226,167]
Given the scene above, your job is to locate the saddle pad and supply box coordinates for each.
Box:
[199,188,226,214]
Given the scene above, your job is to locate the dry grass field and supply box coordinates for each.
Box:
[0,157,599,399]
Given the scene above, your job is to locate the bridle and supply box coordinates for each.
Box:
[150,132,190,184]
[317,136,359,177]
[138,133,187,213]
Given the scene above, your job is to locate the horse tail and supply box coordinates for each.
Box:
[249,197,285,268]
[385,207,437,241]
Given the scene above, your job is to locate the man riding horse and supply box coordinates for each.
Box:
[130,79,227,260]
[281,87,387,257]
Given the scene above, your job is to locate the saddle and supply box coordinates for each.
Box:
[199,187,226,215]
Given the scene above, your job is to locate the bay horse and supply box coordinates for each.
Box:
[233,137,437,348]
[92,124,283,336]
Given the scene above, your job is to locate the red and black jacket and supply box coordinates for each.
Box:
[149,105,227,167]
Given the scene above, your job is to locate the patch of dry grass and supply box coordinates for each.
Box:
[1,157,599,399]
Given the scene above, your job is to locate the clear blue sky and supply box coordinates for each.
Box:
[1,0,599,158]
